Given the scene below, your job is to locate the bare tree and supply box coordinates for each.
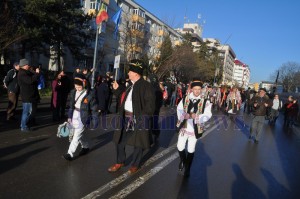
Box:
[271,62,300,92]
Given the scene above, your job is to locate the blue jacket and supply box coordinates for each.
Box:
[68,89,98,129]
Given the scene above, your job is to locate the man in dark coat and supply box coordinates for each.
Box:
[3,62,20,121]
[108,59,155,174]
[249,88,272,143]
[17,59,40,132]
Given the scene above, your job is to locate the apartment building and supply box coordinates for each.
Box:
[233,59,250,88]
[204,38,236,85]
[175,23,203,52]
[82,0,183,76]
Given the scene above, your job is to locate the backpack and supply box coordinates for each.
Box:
[3,69,16,88]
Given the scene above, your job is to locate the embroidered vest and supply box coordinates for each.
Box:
[176,95,205,138]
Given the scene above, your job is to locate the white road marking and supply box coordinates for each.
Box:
[108,152,179,199]
[82,118,222,199]
[82,145,177,199]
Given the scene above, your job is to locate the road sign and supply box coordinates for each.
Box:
[114,55,120,69]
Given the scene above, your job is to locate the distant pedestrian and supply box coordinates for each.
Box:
[3,62,20,121]
[95,75,109,115]
[51,71,70,121]
[63,74,98,161]
[284,96,299,127]
[249,88,272,143]
[17,59,40,132]
[268,94,282,124]
[226,87,241,115]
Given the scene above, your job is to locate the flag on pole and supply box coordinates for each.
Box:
[275,70,279,84]
[96,3,109,25]
[111,8,122,38]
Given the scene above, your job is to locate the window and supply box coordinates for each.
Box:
[133,9,145,18]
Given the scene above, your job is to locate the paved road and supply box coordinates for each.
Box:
[0,100,300,199]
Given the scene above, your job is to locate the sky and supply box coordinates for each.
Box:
[135,0,300,83]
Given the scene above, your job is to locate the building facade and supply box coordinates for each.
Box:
[233,59,250,88]
[81,0,183,77]
[175,23,203,52]
[204,38,236,85]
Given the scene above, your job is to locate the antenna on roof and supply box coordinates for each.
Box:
[184,8,188,23]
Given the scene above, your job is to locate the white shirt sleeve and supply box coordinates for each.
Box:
[177,99,185,121]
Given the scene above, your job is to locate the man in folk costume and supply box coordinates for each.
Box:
[226,87,242,114]
[176,79,212,177]
[108,59,155,174]
[63,74,98,161]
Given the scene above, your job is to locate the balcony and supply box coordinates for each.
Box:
[132,14,145,24]
[88,9,96,16]
[156,42,162,48]
[131,29,144,38]
[158,30,164,36]
[174,40,181,46]
[128,44,142,53]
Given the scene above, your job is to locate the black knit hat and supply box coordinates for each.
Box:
[128,59,144,76]
[74,74,86,87]
[191,77,203,88]
[259,87,267,92]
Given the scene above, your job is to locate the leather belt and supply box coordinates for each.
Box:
[125,111,133,117]
[74,107,80,111]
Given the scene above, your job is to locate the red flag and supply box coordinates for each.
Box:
[96,3,108,25]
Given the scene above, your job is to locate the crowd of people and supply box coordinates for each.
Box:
[2,58,300,177]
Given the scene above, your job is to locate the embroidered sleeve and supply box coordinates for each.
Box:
[196,101,212,124]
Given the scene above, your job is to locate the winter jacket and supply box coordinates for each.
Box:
[17,68,40,103]
[250,94,272,116]
[4,69,19,93]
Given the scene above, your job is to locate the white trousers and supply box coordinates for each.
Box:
[67,110,89,157]
[177,131,197,153]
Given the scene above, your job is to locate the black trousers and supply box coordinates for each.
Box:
[7,92,19,119]
[117,129,143,167]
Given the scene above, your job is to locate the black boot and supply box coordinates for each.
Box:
[178,150,186,171]
[184,152,194,177]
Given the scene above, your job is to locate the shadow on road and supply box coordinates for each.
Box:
[177,141,212,199]
[231,163,266,199]
[260,168,292,199]
[0,146,49,175]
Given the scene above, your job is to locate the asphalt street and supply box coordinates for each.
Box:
[0,98,300,199]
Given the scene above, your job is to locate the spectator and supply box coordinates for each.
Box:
[268,94,282,124]
[95,75,109,115]
[17,59,40,132]
[3,62,20,121]
[51,71,70,121]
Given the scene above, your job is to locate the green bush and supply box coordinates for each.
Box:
[39,87,52,97]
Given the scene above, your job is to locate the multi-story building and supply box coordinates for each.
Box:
[175,23,203,52]
[82,0,183,77]
[204,38,236,85]
[233,59,250,88]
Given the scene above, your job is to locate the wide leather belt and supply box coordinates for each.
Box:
[125,111,133,117]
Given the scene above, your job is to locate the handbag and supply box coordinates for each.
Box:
[57,122,74,142]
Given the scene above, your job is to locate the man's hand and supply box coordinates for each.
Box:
[190,113,197,119]
[264,103,268,107]
[35,68,40,74]
[254,103,258,107]
[112,81,119,90]
[184,113,190,119]
[67,118,72,123]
